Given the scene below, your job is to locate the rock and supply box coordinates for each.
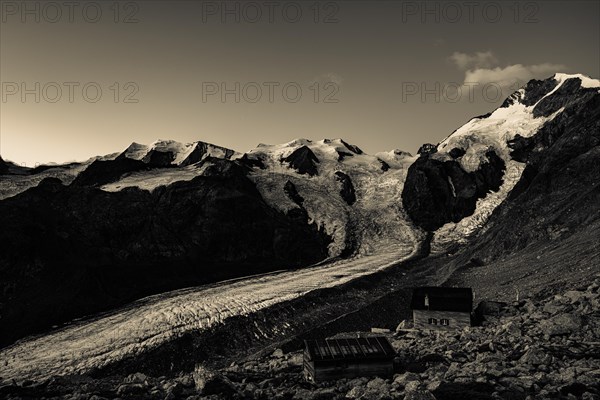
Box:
[304,387,337,400]
[142,149,175,167]
[405,381,421,392]
[366,377,390,392]
[176,375,195,388]
[163,381,184,398]
[72,158,148,187]
[402,150,505,231]
[404,389,436,400]
[192,365,238,397]
[543,301,566,315]
[393,372,421,388]
[539,313,582,336]
[283,146,319,176]
[272,348,284,358]
[334,171,357,206]
[449,147,466,159]
[345,386,366,399]
[563,290,587,304]
[340,139,364,155]
[288,352,303,367]
[520,348,551,366]
[426,380,442,392]
[417,143,438,156]
[346,384,392,400]
[500,321,522,336]
[582,392,599,400]
[238,153,266,169]
[284,180,304,206]
[116,383,147,396]
[123,372,148,385]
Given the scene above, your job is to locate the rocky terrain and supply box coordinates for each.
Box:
[2,275,598,399]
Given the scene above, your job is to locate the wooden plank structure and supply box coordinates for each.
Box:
[410,287,473,331]
[303,336,396,382]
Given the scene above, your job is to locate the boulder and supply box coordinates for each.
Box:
[116,383,147,396]
[539,313,582,336]
[193,365,238,397]
[393,372,421,388]
[520,348,552,366]
[404,389,436,400]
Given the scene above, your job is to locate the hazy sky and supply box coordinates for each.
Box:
[1,0,599,165]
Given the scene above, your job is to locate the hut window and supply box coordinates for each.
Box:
[440,319,450,326]
[428,318,438,325]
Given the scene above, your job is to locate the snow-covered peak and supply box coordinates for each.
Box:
[118,139,237,166]
[553,73,600,88]
[120,142,150,160]
[436,73,599,172]
[245,137,415,177]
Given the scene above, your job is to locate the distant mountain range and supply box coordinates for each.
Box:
[0,72,598,348]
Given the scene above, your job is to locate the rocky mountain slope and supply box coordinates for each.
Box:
[403,74,599,251]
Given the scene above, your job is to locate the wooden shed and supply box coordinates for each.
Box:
[410,287,473,331]
[303,336,396,382]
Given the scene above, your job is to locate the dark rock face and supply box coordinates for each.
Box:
[379,159,391,171]
[142,150,175,167]
[520,77,558,106]
[499,90,523,108]
[532,78,596,118]
[507,134,535,163]
[71,158,150,187]
[340,139,363,155]
[180,143,235,166]
[417,143,438,156]
[402,151,505,231]
[0,156,8,174]
[334,171,357,206]
[449,148,466,159]
[283,146,319,176]
[238,153,266,169]
[509,81,599,165]
[336,151,354,161]
[0,159,331,346]
[283,180,304,206]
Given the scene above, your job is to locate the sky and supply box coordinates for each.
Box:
[1,0,599,166]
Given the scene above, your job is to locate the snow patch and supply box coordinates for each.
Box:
[553,73,600,89]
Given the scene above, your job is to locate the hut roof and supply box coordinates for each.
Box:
[410,287,473,312]
[304,336,395,362]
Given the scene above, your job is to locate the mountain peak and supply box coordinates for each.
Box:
[552,72,600,88]
[116,139,236,166]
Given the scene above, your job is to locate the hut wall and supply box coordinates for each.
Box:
[413,309,471,331]
[305,358,393,382]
